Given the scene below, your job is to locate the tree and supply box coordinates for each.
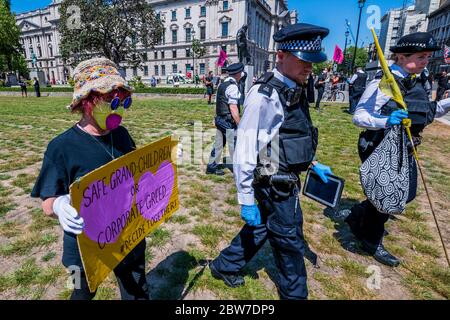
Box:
[344,46,369,72]
[190,38,206,75]
[313,61,333,75]
[58,0,163,67]
[0,0,23,77]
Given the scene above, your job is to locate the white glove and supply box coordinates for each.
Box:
[52,195,84,235]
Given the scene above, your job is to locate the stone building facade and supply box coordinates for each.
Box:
[15,0,297,83]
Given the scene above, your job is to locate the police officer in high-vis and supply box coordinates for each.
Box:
[206,63,244,176]
[337,32,450,267]
[209,23,334,300]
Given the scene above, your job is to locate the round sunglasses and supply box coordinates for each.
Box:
[110,96,132,110]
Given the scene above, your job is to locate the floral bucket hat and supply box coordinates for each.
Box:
[67,57,133,110]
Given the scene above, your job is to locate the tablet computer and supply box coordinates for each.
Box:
[302,169,345,209]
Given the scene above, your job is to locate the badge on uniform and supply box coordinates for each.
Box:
[302,169,345,209]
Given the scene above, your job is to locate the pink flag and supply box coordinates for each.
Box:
[217,49,228,67]
[333,45,344,64]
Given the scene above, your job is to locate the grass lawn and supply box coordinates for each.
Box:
[0,95,449,300]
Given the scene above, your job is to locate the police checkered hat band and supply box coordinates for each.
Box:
[277,36,322,52]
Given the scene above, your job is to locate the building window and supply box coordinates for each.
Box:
[48,45,53,57]
[223,0,229,10]
[172,30,177,43]
[143,52,148,61]
[144,66,149,76]
[161,51,165,59]
[172,49,177,58]
[221,22,229,37]
[37,46,42,57]
[154,65,159,76]
[156,12,160,20]
[172,64,178,73]
[200,26,206,40]
[185,28,192,42]
[28,38,32,45]
[186,48,191,57]
[199,63,205,75]
[154,51,158,59]
[200,6,206,17]
[221,45,227,53]
[171,10,177,21]
[133,67,138,77]
[185,8,190,18]
[162,65,166,76]
[47,34,52,42]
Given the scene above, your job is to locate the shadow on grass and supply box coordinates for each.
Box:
[238,238,321,295]
[146,250,203,300]
[322,198,372,257]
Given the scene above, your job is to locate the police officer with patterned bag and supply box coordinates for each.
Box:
[336,32,450,267]
[206,63,244,175]
[209,23,333,300]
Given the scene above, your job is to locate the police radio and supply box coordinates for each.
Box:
[284,88,303,107]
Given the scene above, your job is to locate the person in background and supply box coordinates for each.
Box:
[18,77,27,98]
[348,67,367,114]
[205,71,214,104]
[33,77,41,97]
[436,71,449,101]
[205,63,243,176]
[314,67,329,111]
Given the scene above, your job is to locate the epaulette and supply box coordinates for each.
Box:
[258,83,273,97]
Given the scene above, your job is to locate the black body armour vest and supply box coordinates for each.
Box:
[216,79,240,118]
[353,72,368,90]
[358,71,437,162]
[255,72,318,175]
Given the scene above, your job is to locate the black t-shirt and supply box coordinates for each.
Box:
[317,73,327,88]
[32,125,136,200]
[205,75,213,87]
[31,125,136,268]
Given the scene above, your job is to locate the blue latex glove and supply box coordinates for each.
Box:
[387,110,408,127]
[312,162,333,183]
[240,204,261,226]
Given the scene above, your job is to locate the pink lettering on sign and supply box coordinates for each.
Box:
[79,166,134,244]
[136,160,175,221]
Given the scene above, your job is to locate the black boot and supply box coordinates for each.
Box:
[359,240,400,267]
[209,262,245,288]
[372,244,400,267]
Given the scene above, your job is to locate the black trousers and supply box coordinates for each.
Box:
[69,240,149,300]
[315,87,324,109]
[346,155,418,248]
[207,117,236,171]
[211,184,308,299]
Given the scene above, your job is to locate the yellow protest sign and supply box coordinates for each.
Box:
[69,136,179,293]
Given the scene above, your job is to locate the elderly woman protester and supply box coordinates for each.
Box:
[31,57,149,300]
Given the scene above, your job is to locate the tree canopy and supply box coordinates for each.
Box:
[58,0,163,67]
[0,0,24,77]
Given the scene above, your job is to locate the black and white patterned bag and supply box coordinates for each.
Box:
[359,125,410,214]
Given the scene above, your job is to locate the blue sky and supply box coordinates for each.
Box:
[12,0,413,56]
[292,0,413,57]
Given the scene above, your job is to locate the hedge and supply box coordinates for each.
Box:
[0,86,206,94]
